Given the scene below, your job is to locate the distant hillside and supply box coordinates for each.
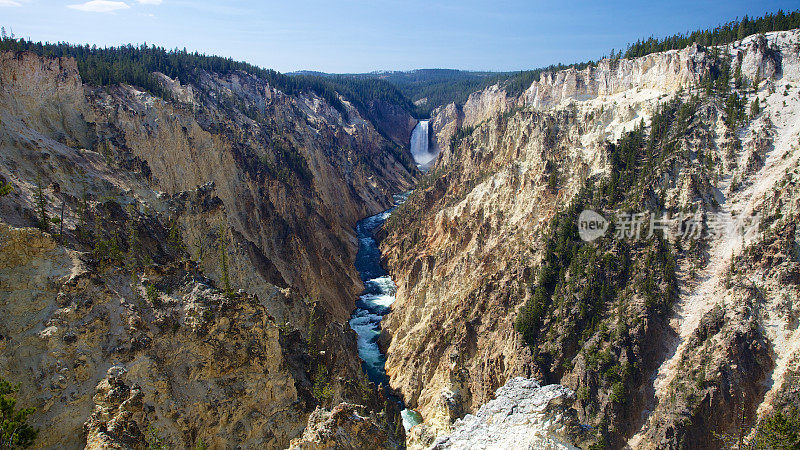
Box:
[310,9,800,118]
[366,70,495,117]
[307,67,600,118]
[293,69,495,118]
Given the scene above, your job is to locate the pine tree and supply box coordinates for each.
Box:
[217,222,233,298]
[0,182,12,198]
[737,16,749,40]
[0,377,38,449]
[34,181,48,232]
[750,98,761,118]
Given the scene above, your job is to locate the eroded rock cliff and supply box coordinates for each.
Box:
[381,30,800,448]
[0,50,416,448]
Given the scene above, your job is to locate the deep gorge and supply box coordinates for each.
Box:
[1,15,800,450]
[348,118,440,434]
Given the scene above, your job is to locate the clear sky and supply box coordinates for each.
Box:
[1,0,798,73]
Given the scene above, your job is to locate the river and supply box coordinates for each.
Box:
[348,119,438,432]
[348,191,423,432]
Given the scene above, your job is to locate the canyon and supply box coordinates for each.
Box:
[0,49,417,448]
[0,23,799,450]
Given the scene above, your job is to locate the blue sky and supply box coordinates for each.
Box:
[1,0,798,73]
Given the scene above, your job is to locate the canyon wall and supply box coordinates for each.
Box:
[0,51,416,448]
[382,31,800,448]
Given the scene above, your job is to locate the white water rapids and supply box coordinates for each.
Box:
[347,120,439,434]
[348,192,422,432]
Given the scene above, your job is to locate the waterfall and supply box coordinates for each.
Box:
[410,120,437,169]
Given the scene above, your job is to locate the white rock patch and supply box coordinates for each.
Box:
[431,377,580,450]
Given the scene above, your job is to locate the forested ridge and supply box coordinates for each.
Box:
[0,33,416,122]
[0,9,798,125]
[348,69,497,118]
[623,9,800,58]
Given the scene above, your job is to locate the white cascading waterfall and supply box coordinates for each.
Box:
[410,120,438,170]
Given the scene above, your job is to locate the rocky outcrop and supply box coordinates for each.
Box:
[739,33,783,81]
[429,102,461,154]
[0,223,304,448]
[429,85,512,153]
[288,403,404,450]
[84,368,148,450]
[382,29,800,448]
[365,99,419,149]
[519,44,711,109]
[430,378,586,450]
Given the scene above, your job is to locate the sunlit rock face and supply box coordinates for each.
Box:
[0,50,416,448]
[383,29,800,448]
[288,403,404,450]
